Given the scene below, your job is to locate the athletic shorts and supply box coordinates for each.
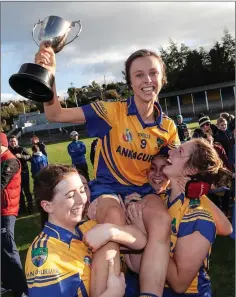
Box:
[89,179,154,203]
[87,179,154,220]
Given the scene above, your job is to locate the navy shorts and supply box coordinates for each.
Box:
[89,179,155,202]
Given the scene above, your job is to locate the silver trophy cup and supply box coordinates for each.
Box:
[9,16,82,102]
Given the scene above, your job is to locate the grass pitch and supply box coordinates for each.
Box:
[5,135,235,297]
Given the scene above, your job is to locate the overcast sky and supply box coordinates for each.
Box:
[1,1,235,102]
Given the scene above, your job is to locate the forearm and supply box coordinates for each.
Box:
[110,224,147,250]
[43,84,86,124]
[43,83,63,122]
[21,154,31,161]
[166,257,188,293]
[207,198,232,235]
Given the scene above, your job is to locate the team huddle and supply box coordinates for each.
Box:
[1,47,234,297]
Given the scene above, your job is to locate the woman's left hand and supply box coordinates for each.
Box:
[106,258,126,297]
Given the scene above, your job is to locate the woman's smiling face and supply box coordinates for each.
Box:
[42,172,87,229]
[130,55,163,103]
[148,155,170,193]
[163,141,196,179]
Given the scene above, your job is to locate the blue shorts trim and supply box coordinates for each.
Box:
[89,179,155,202]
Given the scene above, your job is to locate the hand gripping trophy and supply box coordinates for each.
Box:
[9,16,82,102]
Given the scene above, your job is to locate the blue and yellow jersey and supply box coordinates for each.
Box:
[25,220,96,297]
[82,97,180,189]
[161,192,216,297]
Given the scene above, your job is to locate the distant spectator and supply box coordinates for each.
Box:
[183,128,192,142]
[176,115,187,142]
[228,114,235,132]
[90,138,98,166]
[229,129,235,170]
[198,113,218,135]
[220,112,235,132]
[192,128,205,139]
[203,133,232,171]
[8,135,33,214]
[214,117,233,157]
[67,131,89,180]
[203,132,232,217]
[220,112,230,122]
[228,129,235,199]
[31,144,48,179]
[31,135,47,157]
[1,133,28,297]
[198,115,212,134]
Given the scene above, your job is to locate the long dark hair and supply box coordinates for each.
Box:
[34,164,77,228]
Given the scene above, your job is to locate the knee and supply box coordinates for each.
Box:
[144,206,171,236]
[104,206,126,225]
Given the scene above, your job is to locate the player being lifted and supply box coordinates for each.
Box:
[35,46,180,297]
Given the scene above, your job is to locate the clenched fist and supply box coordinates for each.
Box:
[35,43,56,76]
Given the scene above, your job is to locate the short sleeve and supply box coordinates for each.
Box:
[160,120,180,155]
[81,101,119,138]
[76,220,97,236]
[167,120,181,149]
[178,209,216,244]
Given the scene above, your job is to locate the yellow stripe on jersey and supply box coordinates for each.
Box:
[102,135,130,185]
[82,97,180,187]
[25,221,96,297]
[100,146,128,185]
[91,102,111,126]
[164,193,216,295]
[44,225,61,240]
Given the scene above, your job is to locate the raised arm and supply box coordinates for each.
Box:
[204,196,232,236]
[35,44,86,124]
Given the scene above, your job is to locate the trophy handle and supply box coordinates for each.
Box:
[65,20,82,46]
[32,19,43,47]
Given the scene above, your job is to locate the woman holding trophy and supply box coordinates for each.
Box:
[34,43,180,297]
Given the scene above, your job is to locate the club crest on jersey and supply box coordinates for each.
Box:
[189,198,200,209]
[171,218,177,235]
[31,247,48,267]
[156,137,165,149]
[123,129,132,143]
[84,255,92,267]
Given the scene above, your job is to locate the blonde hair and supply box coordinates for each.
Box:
[217,117,227,126]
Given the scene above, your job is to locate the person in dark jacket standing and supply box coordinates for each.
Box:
[203,133,232,171]
[214,117,233,158]
[67,131,89,180]
[176,115,187,142]
[90,138,98,166]
[9,135,33,214]
[31,135,47,157]
[0,133,28,297]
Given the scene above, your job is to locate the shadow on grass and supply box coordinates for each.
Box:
[15,213,41,265]
[10,214,235,297]
[210,236,235,297]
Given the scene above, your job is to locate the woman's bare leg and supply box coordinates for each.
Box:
[90,195,126,297]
